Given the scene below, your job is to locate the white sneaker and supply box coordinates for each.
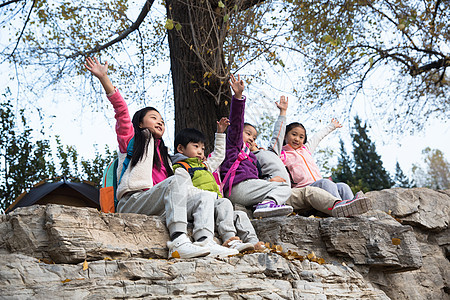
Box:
[167,234,210,259]
[227,239,255,252]
[194,239,239,258]
[253,200,293,218]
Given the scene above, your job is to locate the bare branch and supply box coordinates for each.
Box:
[68,0,155,58]
[411,58,450,76]
[431,0,442,26]
[0,0,22,9]
[366,2,418,49]
[225,0,267,11]
[9,0,36,58]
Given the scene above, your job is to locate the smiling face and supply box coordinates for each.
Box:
[177,142,205,160]
[140,110,165,139]
[243,124,258,149]
[285,126,306,150]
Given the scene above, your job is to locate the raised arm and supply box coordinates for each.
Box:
[268,96,288,156]
[85,57,133,152]
[227,74,246,149]
[306,118,341,153]
[85,57,115,95]
[204,117,230,171]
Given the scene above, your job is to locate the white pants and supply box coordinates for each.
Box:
[225,179,291,207]
[117,168,215,241]
[287,186,339,215]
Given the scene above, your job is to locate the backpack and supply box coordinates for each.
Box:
[173,161,208,178]
[99,138,134,213]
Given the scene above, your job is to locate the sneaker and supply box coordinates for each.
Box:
[253,200,293,218]
[194,239,239,258]
[167,234,210,259]
[331,191,372,217]
[227,239,255,252]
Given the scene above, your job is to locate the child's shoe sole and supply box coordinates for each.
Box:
[332,196,372,217]
[253,206,293,218]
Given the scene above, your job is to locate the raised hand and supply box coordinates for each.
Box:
[269,176,286,183]
[217,117,230,133]
[85,57,108,79]
[229,74,244,99]
[275,95,288,116]
[331,118,342,128]
[84,57,114,94]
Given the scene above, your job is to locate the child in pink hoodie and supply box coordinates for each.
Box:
[281,120,353,200]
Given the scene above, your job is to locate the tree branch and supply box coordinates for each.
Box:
[226,0,267,11]
[431,0,442,26]
[9,0,36,58]
[411,58,450,76]
[0,0,21,9]
[67,0,155,58]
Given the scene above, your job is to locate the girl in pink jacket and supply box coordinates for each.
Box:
[281,119,354,201]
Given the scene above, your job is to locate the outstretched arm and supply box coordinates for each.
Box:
[268,96,288,155]
[306,118,341,153]
[85,57,115,95]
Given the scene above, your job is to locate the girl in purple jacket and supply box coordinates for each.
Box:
[220,74,293,218]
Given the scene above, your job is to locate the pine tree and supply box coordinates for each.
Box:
[394,161,412,188]
[333,139,354,185]
[352,117,393,192]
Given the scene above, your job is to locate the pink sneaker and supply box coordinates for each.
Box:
[331,191,372,217]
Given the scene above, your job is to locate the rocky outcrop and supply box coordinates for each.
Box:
[0,187,448,299]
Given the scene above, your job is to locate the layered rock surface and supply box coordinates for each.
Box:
[0,187,448,299]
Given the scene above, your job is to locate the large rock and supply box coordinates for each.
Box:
[0,187,449,299]
[367,187,449,230]
[1,204,169,263]
[252,211,422,272]
[0,253,389,299]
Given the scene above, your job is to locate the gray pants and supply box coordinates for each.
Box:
[116,168,215,241]
[214,197,237,242]
[225,179,291,207]
[287,186,339,215]
[310,179,353,200]
[234,210,259,244]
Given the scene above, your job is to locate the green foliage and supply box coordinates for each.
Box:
[0,88,56,211]
[81,146,117,185]
[351,116,393,191]
[412,147,450,189]
[0,88,116,212]
[314,147,335,177]
[332,139,353,185]
[254,112,277,148]
[394,161,413,188]
[332,117,394,193]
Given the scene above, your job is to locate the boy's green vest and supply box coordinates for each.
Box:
[173,157,222,197]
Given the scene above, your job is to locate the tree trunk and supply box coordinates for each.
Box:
[166,0,231,153]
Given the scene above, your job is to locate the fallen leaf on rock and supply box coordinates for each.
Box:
[61,279,72,283]
[392,238,401,245]
[82,260,89,271]
[38,258,54,264]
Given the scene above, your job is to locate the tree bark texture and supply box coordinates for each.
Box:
[166,0,231,153]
